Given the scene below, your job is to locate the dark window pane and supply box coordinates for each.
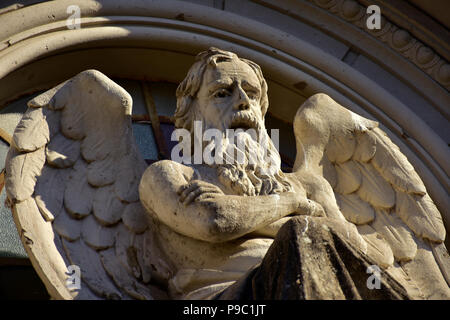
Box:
[132,123,159,160]
[150,83,178,117]
[160,123,177,157]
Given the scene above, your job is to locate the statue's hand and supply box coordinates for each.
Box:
[177,180,225,205]
[294,197,325,217]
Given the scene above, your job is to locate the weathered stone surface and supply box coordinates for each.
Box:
[12,107,49,152]
[5,146,46,202]
[62,238,122,299]
[219,217,410,300]
[122,202,148,234]
[5,49,448,301]
[53,208,82,242]
[35,165,68,221]
[64,160,95,218]
[93,185,125,226]
[13,198,73,299]
[81,215,115,250]
[46,133,80,168]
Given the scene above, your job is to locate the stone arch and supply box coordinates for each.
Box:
[0,0,448,239]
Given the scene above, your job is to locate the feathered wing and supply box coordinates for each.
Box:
[292,93,449,299]
[5,70,172,300]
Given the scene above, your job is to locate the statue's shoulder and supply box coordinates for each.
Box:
[147,159,194,176]
[141,160,196,192]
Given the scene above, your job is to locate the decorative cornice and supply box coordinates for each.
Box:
[307,0,450,91]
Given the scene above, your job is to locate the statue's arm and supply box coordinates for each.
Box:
[139,160,314,243]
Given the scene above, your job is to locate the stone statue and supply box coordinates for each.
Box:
[5,48,449,300]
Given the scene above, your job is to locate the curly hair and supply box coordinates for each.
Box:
[174,47,269,133]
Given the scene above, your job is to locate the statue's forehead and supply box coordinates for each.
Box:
[204,59,260,88]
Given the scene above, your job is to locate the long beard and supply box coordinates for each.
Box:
[205,129,293,196]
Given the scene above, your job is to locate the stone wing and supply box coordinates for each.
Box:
[292,94,449,299]
[5,70,171,299]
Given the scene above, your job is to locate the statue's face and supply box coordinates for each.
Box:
[194,58,263,132]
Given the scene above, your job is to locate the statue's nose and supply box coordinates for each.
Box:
[234,88,250,111]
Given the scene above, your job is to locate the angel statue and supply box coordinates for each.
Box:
[5,47,449,300]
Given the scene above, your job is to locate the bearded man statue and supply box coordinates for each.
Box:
[139,47,411,300]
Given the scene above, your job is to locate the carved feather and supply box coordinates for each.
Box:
[93,185,125,226]
[45,108,61,138]
[428,241,450,286]
[34,197,55,222]
[81,133,115,163]
[100,248,154,300]
[336,193,374,225]
[27,83,63,109]
[371,209,417,262]
[12,107,49,152]
[81,215,115,250]
[115,224,137,278]
[396,191,445,242]
[356,162,395,209]
[6,70,167,300]
[357,224,394,268]
[48,80,73,111]
[353,130,376,162]
[13,198,73,299]
[334,161,361,194]
[87,155,117,187]
[122,202,149,234]
[64,160,95,218]
[5,146,46,203]
[62,238,122,299]
[114,142,147,203]
[292,93,448,298]
[325,132,356,163]
[401,242,450,299]
[371,128,426,195]
[59,97,86,140]
[53,207,82,241]
[46,133,80,168]
[34,165,68,221]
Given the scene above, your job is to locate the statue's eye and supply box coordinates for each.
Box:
[246,91,258,100]
[214,89,230,98]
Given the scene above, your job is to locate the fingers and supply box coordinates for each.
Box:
[312,202,326,217]
[178,180,220,196]
[177,180,224,205]
[183,187,204,205]
[178,183,220,202]
[194,193,216,202]
[295,198,325,217]
[183,187,221,205]
[178,182,198,201]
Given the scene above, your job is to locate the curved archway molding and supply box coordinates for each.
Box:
[0,0,448,239]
